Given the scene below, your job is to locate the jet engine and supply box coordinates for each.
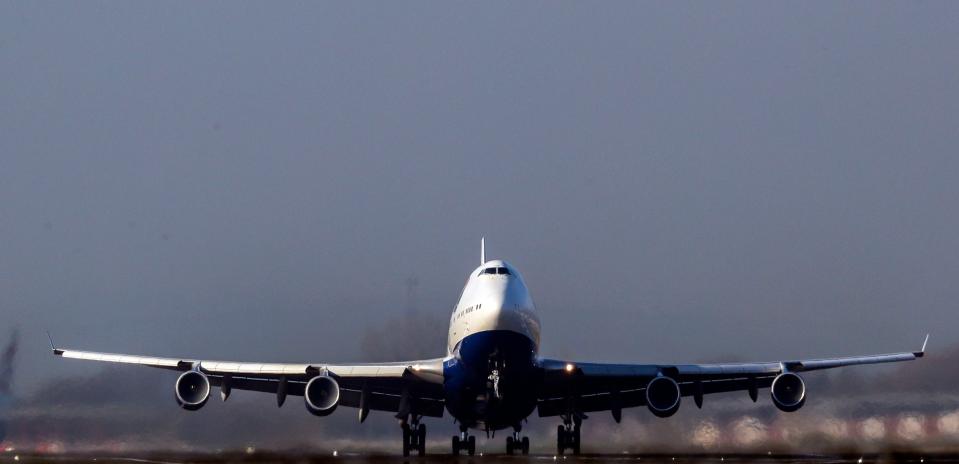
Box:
[305,375,340,416]
[175,371,211,411]
[645,376,681,418]
[770,372,806,412]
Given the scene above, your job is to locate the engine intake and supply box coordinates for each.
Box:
[175,371,211,411]
[305,375,340,416]
[646,376,681,418]
[770,372,806,412]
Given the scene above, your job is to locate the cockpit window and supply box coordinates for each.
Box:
[479,267,511,276]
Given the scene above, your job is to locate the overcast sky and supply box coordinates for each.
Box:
[1,2,957,393]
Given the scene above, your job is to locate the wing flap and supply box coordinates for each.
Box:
[210,375,307,396]
[537,376,779,417]
[675,363,781,378]
[339,389,445,417]
[689,375,776,396]
[327,364,410,377]
[204,376,445,417]
[201,361,315,376]
[538,388,647,417]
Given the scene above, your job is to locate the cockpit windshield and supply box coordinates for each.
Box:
[480,267,511,276]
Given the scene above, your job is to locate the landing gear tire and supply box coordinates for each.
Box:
[417,424,427,456]
[402,424,412,457]
[507,434,530,455]
[453,431,476,456]
[572,426,581,455]
[556,425,565,455]
[402,422,426,456]
[557,424,581,455]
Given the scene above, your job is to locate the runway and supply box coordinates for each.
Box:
[0,452,953,464]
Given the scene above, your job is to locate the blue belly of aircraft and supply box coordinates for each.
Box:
[443,330,541,431]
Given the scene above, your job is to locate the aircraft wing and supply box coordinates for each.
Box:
[51,342,447,418]
[536,335,928,417]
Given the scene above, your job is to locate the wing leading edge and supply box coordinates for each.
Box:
[537,335,928,417]
[50,341,447,418]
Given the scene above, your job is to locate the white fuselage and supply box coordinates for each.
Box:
[447,260,541,356]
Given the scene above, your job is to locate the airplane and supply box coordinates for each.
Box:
[51,239,928,456]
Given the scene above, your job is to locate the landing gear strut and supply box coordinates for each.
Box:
[505,426,530,455]
[556,415,581,455]
[402,416,426,457]
[451,426,476,456]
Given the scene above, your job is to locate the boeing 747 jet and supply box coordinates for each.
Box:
[52,240,927,456]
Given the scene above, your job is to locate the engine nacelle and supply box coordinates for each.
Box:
[175,371,211,411]
[305,375,340,417]
[770,372,806,412]
[646,376,681,418]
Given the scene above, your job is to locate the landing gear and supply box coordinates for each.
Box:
[402,418,427,457]
[488,368,502,400]
[556,416,582,455]
[505,429,530,455]
[451,427,476,456]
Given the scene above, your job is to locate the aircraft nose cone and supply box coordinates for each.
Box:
[479,290,537,337]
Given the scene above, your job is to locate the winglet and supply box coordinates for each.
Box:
[47,331,63,356]
[915,334,929,358]
[480,237,486,265]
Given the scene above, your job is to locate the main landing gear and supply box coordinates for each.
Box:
[451,426,476,456]
[556,415,582,455]
[505,427,530,455]
[402,416,426,457]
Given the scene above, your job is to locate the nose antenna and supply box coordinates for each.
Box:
[481,237,486,265]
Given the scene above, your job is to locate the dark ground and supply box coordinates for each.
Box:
[1,452,957,464]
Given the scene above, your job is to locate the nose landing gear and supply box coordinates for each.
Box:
[488,369,502,400]
[451,426,476,456]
